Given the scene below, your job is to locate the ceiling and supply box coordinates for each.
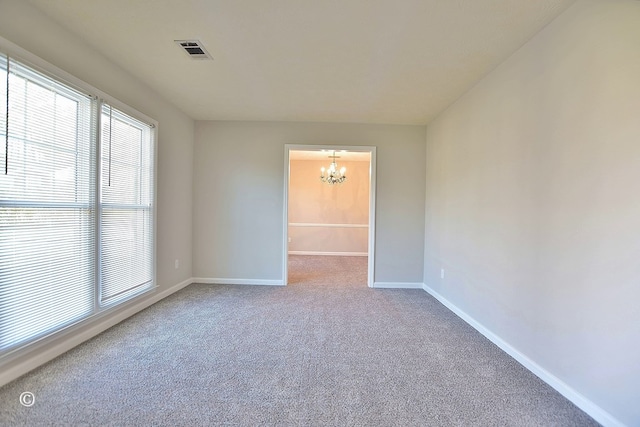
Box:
[290,150,371,162]
[27,0,576,125]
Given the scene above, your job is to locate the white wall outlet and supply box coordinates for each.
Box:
[288,237,292,243]
[175,259,180,269]
[440,268,445,279]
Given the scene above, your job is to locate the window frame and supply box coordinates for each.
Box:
[0,35,157,361]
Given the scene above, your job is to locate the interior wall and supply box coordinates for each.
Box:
[0,0,194,382]
[423,0,640,424]
[289,158,369,255]
[194,121,426,284]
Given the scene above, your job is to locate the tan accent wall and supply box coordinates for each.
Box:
[288,158,369,254]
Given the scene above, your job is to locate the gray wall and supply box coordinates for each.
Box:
[194,121,426,284]
[424,0,640,424]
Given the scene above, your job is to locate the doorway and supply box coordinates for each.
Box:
[283,145,376,287]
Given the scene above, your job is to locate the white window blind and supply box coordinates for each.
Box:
[0,49,156,357]
[100,104,154,305]
[0,55,95,351]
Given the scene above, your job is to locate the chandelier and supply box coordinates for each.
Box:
[320,151,347,185]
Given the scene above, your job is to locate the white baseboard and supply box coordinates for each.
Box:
[193,277,284,286]
[288,251,368,257]
[0,277,193,388]
[373,281,424,289]
[421,283,623,427]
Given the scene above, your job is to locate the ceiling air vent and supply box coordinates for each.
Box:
[174,40,212,60]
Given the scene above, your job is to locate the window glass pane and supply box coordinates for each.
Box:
[0,57,95,352]
[100,208,153,304]
[100,104,154,305]
[0,208,94,348]
[1,60,92,203]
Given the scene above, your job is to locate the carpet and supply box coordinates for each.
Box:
[0,255,598,426]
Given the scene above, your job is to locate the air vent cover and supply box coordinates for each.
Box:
[174,40,212,60]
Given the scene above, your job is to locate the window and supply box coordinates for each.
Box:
[0,51,155,356]
[100,104,154,305]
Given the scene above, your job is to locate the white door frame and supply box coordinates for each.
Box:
[283,144,376,287]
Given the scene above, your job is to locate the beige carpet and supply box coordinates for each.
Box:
[288,254,368,288]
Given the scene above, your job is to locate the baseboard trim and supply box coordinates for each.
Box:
[0,277,193,388]
[288,251,367,257]
[373,281,424,289]
[421,283,623,427]
[193,277,285,286]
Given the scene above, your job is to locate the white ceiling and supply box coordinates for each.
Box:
[27,0,576,125]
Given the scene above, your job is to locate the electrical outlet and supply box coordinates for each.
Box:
[440,268,445,279]
[288,237,292,243]
[175,259,179,269]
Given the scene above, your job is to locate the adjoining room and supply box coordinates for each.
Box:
[287,148,373,288]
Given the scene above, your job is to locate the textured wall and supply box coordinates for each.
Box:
[424,1,640,424]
